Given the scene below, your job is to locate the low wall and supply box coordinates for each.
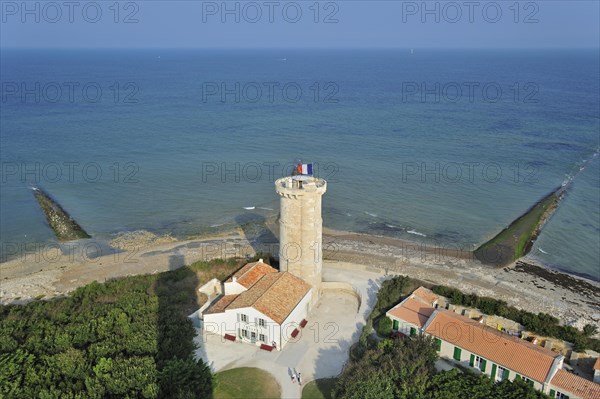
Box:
[320,281,362,312]
[193,278,223,322]
[323,261,385,275]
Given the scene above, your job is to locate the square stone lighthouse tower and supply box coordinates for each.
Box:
[275,175,327,308]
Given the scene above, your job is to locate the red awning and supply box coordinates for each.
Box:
[300,319,308,328]
[224,334,236,341]
[260,344,274,352]
[291,328,300,338]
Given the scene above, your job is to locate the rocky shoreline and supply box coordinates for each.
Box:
[0,226,598,336]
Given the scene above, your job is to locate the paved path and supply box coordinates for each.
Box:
[194,263,384,398]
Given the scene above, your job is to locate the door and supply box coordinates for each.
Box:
[393,319,399,330]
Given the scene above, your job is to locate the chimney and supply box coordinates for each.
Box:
[232,277,237,282]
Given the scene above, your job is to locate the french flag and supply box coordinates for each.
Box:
[297,163,313,175]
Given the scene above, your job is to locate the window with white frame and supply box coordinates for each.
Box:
[241,329,249,338]
[259,333,266,342]
[240,313,248,323]
[251,331,256,340]
[555,392,569,399]
[258,318,266,327]
[474,356,482,368]
[496,366,506,382]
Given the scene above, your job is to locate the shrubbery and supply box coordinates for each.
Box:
[0,257,245,398]
[335,336,548,399]
[376,317,393,337]
[354,275,415,356]
[426,369,549,399]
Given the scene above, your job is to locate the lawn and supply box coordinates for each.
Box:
[213,367,281,399]
[302,378,337,399]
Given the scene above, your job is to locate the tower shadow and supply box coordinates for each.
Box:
[154,256,212,397]
[235,213,279,264]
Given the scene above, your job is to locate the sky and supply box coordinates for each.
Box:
[0,1,599,49]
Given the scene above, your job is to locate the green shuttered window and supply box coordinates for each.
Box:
[435,339,441,352]
[453,347,462,361]
[491,364,497,379]
[480,359,487,372]
[469,354,475,367]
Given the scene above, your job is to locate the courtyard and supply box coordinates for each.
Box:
[194,263,383,398]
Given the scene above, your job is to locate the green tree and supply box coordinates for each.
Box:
[334,336,437,399]
[158,358,213,399]
[377,317,393,337]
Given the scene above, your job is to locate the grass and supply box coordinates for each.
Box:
[213,367,281,399]
[302,378,337,399]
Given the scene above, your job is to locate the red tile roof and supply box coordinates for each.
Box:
[387,298,435,328]
[424,310,561,383]
[204,294,239,315]
[225,261,278,288]
[551,369,600,399]
[412,286,439,305]
[206,272,311,324]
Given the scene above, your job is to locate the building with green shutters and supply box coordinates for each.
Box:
[387,287,600,399]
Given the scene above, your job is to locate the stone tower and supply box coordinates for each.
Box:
[275,175,327,307]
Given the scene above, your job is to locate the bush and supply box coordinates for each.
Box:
[376,317,393,337]
[583,324,598,337]
[334,336,438,399]
[0,259,227,398]
[370,275,412,322]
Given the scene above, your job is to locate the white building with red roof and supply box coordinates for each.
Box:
[387,287,600,399]
[200,174,328,351]
[548,368,600,399]
[201,259,312,350]
[385,286,438,337]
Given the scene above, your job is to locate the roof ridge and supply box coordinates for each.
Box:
[238,272,283,308]
[435,309,557,352]
[252,273,283,305]
[253,272,311,323]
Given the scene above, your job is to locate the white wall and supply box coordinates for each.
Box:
[279,289,313,349]
[202,290,312,350]
[434,337,545,391]
[223,281,247,295]
[203,306,281,348]
[386,312,420,337]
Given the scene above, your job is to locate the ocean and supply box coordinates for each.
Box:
[1,49,598,280]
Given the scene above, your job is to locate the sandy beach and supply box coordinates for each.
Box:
[1,226,598,336]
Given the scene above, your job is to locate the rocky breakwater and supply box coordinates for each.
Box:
[32,187,91,241]
[474,186,565,267]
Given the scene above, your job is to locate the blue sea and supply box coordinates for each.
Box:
[1,49,598,280]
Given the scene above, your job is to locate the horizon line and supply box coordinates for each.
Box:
[2,46,599,50]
